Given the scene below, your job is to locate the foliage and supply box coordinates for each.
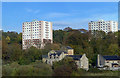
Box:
[53,57,77,70]
[53,65,72,76]
[1,29,120,76]
[44,43,61,50]
[18,46,42,65]
[53,30,65,44]
[71,69,87,76]
[53,57,77,76]
[2,61,52,76]
[88,67,103,73]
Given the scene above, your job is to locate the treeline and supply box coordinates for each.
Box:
[1,29,120,76]
[2,30,120,65]
[53,29,120,66]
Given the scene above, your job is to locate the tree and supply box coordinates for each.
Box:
[107,44,119,55]
[18,46,42,65]
[53,57,77,76]
[3,61,53,76]
[6,36,10,44]
[53,30,65,44]
[2,36,9,62]
[44,43,61,51]
[16,33,22,44]
[53,65,72,76]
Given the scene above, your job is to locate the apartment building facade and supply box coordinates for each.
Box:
[88,20,118,33]
[22,20,53,49]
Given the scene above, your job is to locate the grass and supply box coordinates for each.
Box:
[85,71,119,76]
[72,68,119,76]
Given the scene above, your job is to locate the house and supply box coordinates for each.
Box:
[42,50,66,65]
[63,27,72,31]
[42,46,89,70]
[67,54,89,71]
[97,54,120,70]
[60,46,74,55]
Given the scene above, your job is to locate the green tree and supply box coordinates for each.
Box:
[6,36,10,43]
[18,46,42,65]
[53,65,72,76]
[53,57,77,76]
[107,44,119,55]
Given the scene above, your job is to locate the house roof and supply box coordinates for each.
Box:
[103,55,120,60]
[67,55,82,60]
[50,50,67,56]
[55,50,67,54]
[42,55,48,58]
[66,46,73,49]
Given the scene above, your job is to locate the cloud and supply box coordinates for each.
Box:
[34,10,40,14]
[26,8,33,12]
[25,8,40,14]
[47,12,70,18]
[53,20,87,30]
[52,12,118,30]
[53,21,70,30]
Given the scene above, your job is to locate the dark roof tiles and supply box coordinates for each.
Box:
[50,50,67,56]
[66,46,73,49]
[42,55,48,58]
[67,55,82,60]
[103,55,120,60]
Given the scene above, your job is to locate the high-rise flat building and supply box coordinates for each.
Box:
[22,20,53,49]
[88,20,118,33]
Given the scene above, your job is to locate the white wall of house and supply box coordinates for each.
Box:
[105,60,119,68]
[80,54,89,70]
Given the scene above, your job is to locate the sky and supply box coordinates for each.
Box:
[2,2,118,33]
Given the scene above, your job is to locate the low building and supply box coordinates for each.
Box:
[97,54,120,70]
[42,47,89,70]
[63,27,72,31]
[42,50,66,65]
[67,54,89,71]
[60,46,74,55]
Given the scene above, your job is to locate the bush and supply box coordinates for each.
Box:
[2,61,53,76]
[88,68,103,73]
[53,65,72,76]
